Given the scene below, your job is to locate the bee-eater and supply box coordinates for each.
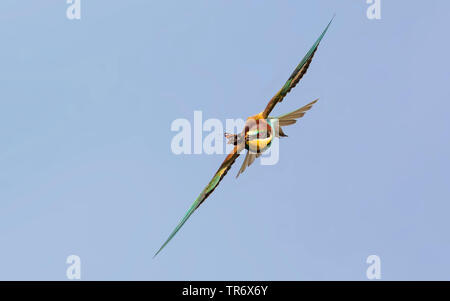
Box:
[155,17,333,257]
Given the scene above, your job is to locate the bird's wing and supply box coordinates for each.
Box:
[154,146,241,257]
[262,17,333,119]
[272,98,319,127]
[236,151,261,178]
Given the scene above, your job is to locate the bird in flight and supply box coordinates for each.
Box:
[155,17,333,257]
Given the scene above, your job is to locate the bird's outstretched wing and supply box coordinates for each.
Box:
[262,17,333,119]
[154,146,242,257]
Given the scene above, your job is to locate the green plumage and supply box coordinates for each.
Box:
[154,16,333,257]
[262,15,334,118]
[154,148,240,258]
[281,16,334,96]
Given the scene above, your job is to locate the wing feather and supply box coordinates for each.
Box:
[262,17,333,118]
[274,98,319,127]
[154,146,242,257]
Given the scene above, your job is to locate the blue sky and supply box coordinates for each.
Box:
[1,1,449,280]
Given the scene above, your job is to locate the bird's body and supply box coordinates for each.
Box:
[154,17,334,257]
